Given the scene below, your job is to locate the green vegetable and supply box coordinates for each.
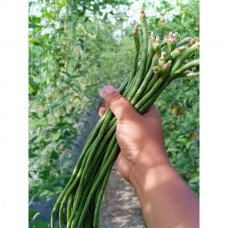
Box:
[51,9,199,228]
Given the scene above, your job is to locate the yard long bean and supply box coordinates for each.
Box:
[51,10,199,228]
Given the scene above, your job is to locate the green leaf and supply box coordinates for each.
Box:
[61,0,66,5]
[56,122,69,128]
[39,189,53,199]
[103,12,108,20]
[42,12,54,19]
[54,186,63,194]
[189,176,199,183]
[29,23,42,29]
[167,148,179,153]
[176,137,188,144]
[29,39,42,45]
[29,112,40,120]
[29,150,37,158]
[39,183,54,191]
[39,170,50,179]
[29,16,41,24]
[52,132,61,141]
[29,77,39,95]
[50,151,59,160]
[33,220,49,228]
[30,121,51,130]
[29,209,40,221]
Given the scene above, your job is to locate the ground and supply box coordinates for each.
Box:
[100,164,146,228]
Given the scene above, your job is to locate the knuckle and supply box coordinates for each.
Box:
[109,95,125,107]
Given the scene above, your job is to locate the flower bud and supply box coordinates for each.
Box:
[153,66,160,75]
[163,60,171,71]
[187,72,199,77]
[133,24,139,36]
[160,18,165,26]
[139,9,146,21]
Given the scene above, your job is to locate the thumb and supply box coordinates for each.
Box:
[101,85,138,121]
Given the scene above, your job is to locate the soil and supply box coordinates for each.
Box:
[100,164,146,228]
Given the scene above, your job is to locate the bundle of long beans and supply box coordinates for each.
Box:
[51,10,199,228]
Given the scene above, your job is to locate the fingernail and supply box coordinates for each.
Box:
[102,85,116,96]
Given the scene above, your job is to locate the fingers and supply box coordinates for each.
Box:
[98,106,106,117]
[144,104,161,119]
[147,104,157,113]
[100,85,138,122]
[116,153,131,182]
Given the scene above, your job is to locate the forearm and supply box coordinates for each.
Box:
[130,150,199,228]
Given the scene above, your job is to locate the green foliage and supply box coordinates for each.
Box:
[146,0,199,38]
[29,209,49,227]
[29,0,132,215]
[29,0,199,225]
[156,76,199,195]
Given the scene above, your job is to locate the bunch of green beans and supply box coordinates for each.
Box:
[51,10,199,228]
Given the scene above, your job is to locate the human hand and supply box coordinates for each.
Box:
[100,85,170,184]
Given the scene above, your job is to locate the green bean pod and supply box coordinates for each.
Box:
[127,10,149,101]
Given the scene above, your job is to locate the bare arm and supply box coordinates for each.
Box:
[100,85,199,228]
[131,156,199,228]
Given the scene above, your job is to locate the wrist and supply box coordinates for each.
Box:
[129,147,173,188]
[128,154,199,228]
